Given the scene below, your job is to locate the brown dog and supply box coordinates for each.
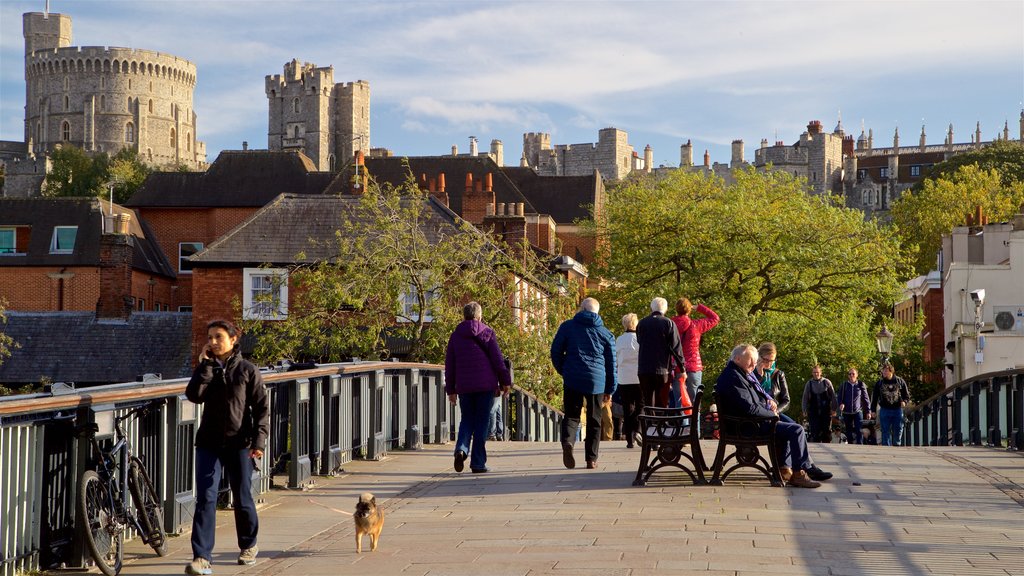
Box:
[354,493,383,553]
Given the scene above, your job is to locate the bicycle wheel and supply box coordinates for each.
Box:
[127,457,168,556]
[77,469,123,576]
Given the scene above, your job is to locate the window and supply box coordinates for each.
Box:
[857,169,866,180]
[137,298,145,311]
[148,99,153,113]
[880,167,889,178]
[64,76,69,90]
[293,98,300,113]
[50,226,78,254]
[125,122,135,143]
[243,268,288,320]
[170,127,176,147]
[178,306,193,313]
[398,282,436,323]
[186,133,191,151]
[178,242,203,273]
[0,228,16,254]
[862,190,872,206]
[910,165,921,177]
[64,95,69,111]
[62,121,70,141]
[100,94,106,110]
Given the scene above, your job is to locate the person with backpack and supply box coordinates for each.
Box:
[837,367,872,444]
[802,365,837,443]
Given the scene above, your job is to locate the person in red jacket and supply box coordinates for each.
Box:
[670,298,719,410]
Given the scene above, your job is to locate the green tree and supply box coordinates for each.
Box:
[107,148,152,203]
[0,299,25,397]
[589,168,909,411]
[919,140,1024,189]
[42,145,108,198]
[892,165,1024,274]
[241,177,575,405]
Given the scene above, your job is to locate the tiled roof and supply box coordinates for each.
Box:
[326,156,537,216]
[125,150,334,208]
[0,197,174,277]
[501,167,601,223]
[191,193,464,266]
[0,312,193,385]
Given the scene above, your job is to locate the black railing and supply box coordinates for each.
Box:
[903,367,1024,449]
[0,361,562,576]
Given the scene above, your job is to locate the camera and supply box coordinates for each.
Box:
[969,289,985,306]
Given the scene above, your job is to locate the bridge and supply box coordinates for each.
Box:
[2,363,1022,575]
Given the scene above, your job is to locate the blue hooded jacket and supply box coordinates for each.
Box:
[550,310,617,395]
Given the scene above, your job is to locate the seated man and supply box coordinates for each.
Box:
[714,344,822,488]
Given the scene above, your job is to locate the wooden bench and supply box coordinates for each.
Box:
[632,388,707,486]
[707,394,784,487]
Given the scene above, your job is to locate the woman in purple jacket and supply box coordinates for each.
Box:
[445,302,512,473]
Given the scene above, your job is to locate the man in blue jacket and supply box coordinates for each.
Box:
[715,344,820,488]
[551,297,617,470]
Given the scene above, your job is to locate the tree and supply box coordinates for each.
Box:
[892,165,1024,274]
[887,314,945,406]
[241,176,575,405]
[588,168,910,412]
[0,299,24,397]
[107,148,153,203]
[919,140,1024,190]
[42,145,108,198]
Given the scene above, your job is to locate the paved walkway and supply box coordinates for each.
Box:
[110,441,1023,576]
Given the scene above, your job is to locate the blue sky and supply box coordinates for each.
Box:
[1,0,1022,168]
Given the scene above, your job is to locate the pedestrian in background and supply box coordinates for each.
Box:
[445,302,512,473]
[802,365,837,443]
[551,297,617,470]
[871,362,910,446]
[670,298,719,411]
[837,367,871,444]
[636,297,685,408]
[615,313,642,448]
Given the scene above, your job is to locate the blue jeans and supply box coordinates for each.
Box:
[192,446,259,560]
[456,390,494,470]
[765,420,811,471]
[488,396,503,439]
[842,412,863,444]
[878,407,904,446]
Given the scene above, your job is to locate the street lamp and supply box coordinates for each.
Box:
[875,324,894,363]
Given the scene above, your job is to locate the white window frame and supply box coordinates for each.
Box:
[178,242,204,274]
[398,281,436,323]
[879,167,889,178]
[243,268,289,320]
[50,226,78,254]
[910,165,921,177]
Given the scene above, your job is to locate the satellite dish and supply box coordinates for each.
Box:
[994,311,1015,331]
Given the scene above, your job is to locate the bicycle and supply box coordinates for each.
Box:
[76,399,168,576]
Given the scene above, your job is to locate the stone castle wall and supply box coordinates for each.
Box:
[22,12,206,170]
[524,128,633,180]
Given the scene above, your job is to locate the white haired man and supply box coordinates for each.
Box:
[714,344,821,488]
[551,297,617,469]
[635,297,686,408]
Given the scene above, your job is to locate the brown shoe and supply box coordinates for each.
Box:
[779,467,793,483]
[788,469,821,489]
[586,461,598,469]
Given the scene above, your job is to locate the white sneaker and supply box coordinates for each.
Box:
[185,557,212,575]
[238,545,259,566]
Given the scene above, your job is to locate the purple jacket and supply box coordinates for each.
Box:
[444,319,512,395]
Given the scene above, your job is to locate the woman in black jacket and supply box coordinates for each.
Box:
[184,320,270,575]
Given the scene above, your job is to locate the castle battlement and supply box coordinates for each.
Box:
[27,46,197,86]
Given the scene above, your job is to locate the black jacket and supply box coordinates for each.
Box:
[635,311,685,375]
[714,360,776,420]
[871,376,910,412]
[753,367,791,413]
[186,350,270,451]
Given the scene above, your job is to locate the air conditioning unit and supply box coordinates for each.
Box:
[992,306,1024,335]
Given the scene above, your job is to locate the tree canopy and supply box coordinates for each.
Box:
[918,140,1024,190]
[41,145,151,203]
[588,168,910,413]
[241,177,576,405]
[892,164,1024,274]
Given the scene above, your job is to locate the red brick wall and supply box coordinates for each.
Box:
[98,234,134,319]
[461,188,494,226]
[129,272,178,311]
[136,207,256,308]
[0,266,101,311]
[557,227,599,265]
[190,266,243,357]
[922,286,945,385]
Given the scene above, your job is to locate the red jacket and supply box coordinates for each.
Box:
[671,304,719,373]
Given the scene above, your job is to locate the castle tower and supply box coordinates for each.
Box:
[22,10,204,168]
[266,59,369,172]
[920,125,926,152]
[975,122,982,149]
[730,139,744,168]
[643,144,653,173]
[893,126,899,151]
[946,124,954,150]
[1003,120,1010,141]
[680,140,693,167]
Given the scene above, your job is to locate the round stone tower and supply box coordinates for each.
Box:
[23,11,206,169]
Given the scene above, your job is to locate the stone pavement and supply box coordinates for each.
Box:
[111,441,1023,576]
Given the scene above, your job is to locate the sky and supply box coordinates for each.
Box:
[1,0,1022,168]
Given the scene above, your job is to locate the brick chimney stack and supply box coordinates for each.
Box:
[483,201,527,257]
[97,213,134,320]
[351,150,367,194]
[461,172,494,225]
[430,172,449,207]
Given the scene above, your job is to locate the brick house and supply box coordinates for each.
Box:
[124,149,333,311]
[0,197,176,314]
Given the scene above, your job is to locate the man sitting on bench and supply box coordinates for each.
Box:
[715,344,824,488]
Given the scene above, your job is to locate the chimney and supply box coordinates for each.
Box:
[469,136,478,157]
[242,141,249,151]
[98,214,134,320]
[703,149,710,168]
[485,172,493,192]
[807,120,823,135]
[351,150,367,194]
[452,144,458,156]
[461,172,494,225]
[438,173,446,192]
[483,198,528,257]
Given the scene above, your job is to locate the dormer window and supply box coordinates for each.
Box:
[0,228,17,254]
[50,226,78,254]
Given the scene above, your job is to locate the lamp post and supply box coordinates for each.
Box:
[875,324,894,364]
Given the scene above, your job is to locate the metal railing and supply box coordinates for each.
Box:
[0,361,562,576]
[903,367,1024,449]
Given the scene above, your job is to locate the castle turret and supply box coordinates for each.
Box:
[1004,120,1010,142]
[490,139,503,166]
[975,122,982,149]
[893,126,900,151]
[946,123,954,151]
[920,125,926,152]
[680,140,693,167]
[643,144,653,173]
[868,129,873,150]
[730,140,744,168]
[23,12,71,55]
